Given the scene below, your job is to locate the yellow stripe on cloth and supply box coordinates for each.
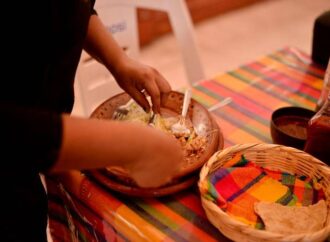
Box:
[248,176,289,202]
[214,73,249,92]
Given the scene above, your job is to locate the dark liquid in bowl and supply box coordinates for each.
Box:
[275,115,309,140]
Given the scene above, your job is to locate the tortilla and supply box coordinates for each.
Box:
[254,200,327,235]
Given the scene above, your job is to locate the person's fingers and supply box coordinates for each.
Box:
[125,130,184,188]
[143,78,161,113]
[131,167,172,188]
[125,86,151,113]
[154,71,171,94]
[153,70,172,109]
[118,64,171,113]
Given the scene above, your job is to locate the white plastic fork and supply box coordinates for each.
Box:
[112,99,135,120]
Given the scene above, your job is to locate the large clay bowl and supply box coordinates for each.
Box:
[89,91,223,196]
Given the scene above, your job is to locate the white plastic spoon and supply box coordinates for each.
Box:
[171,88,192,137]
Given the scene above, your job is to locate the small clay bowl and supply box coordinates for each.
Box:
[270,106,315,150]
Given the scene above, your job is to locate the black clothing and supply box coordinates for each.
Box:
[1,0,95,241]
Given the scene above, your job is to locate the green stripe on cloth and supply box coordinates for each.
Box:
[159,197,231,241]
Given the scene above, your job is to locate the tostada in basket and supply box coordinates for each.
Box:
[198,143,330,242]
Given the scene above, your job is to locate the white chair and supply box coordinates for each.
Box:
[73,0,204,117]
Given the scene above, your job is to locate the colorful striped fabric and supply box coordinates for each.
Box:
[46,47,326,242]
[200,153,325,229]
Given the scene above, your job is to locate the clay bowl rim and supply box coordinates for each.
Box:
[85,169,199,197]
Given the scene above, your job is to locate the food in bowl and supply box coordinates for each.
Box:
[113,99,207,167]
[106,103,208,186]
[274,115,308,140]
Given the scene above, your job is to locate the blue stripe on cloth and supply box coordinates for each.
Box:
[227,172,266,202]
[209,168,230,184]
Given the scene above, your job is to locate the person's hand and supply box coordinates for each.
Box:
[123,127,184,188]
[112,56,171,113]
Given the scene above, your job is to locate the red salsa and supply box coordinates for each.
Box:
[275,115,309,140]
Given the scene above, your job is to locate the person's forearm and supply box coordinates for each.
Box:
[84,14,128,74]
[51,114,184,188]
[51,114,159,172]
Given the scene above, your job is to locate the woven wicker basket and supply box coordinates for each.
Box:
[198,143,330,242]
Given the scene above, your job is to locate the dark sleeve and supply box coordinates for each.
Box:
[1,104,62,172]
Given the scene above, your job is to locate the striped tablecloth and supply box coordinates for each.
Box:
[46,47,326,242]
